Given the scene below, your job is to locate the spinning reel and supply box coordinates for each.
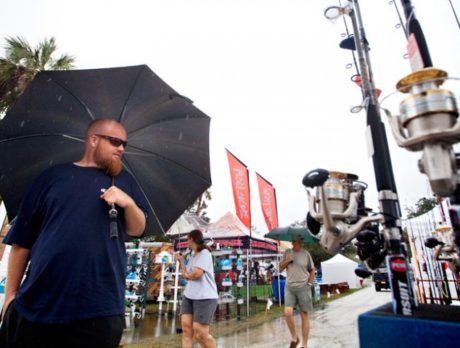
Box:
[303,168,382,255]
[384,68,460,198]
[384,68,460,272]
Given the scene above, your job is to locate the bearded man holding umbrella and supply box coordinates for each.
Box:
[0,118,148,347]
[0,65,212,347]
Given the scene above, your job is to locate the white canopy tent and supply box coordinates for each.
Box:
[321,253,359,289]
[206,212,291,252]
[166,213,208,236]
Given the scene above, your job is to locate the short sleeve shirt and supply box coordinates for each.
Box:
[183,249,218,300]
[282,248,314,289]
[4,163,149,323]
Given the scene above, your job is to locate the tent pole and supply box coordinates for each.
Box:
[173,260,180,313]
[246,248,250,317]
[277,254,281,307]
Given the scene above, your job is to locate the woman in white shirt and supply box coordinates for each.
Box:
[176,229,218,348]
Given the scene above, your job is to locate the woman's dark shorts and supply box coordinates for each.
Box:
[180,297,218,325]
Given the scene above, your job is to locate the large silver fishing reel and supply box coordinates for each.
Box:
[303,169,382,254]
[384,68,460,197]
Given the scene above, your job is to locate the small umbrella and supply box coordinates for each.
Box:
[265,227,319,244]
[0,65,211,236]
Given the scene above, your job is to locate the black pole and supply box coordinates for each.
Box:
[350,0,416,315]
[399,0,433,67]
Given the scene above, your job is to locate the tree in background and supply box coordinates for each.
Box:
[186,189,212,223]
[405,197,437,219]
[0,36,75,116]
[145,189,212,243]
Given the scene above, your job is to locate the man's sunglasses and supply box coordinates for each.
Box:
[95,134,127,148]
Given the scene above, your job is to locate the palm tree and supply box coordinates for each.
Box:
[0,36,75,116]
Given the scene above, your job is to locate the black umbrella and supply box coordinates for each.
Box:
[0,65,211,236]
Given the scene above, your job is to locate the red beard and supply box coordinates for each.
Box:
[106,158,123,177]
[95,149,123,177]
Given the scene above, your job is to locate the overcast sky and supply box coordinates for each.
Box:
[2,0,460,233]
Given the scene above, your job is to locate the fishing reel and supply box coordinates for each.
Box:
[303,169,382,255]
[425,230,460,276]
[383,68,460,198]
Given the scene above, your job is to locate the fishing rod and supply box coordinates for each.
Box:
[426,211,454,305]
[397,0,433,67]
[419,217,441,304]
[389,0,408,39]
[383,1,460,285]
[324,0,416,316]
[337,1,361,83]
[408,230,427,303]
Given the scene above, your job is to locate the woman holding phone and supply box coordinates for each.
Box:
[176,229,218,348]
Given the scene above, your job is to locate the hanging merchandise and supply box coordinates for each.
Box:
[124,243,149,329]
[237,255,243,271]
[220,258,233,270]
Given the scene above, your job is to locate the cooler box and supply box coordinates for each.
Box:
[272,277,286,303]
[359,302,460,348]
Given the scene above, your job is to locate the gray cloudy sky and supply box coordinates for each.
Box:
[2,0,460,232]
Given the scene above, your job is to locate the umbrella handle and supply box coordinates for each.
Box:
[109,204,118,240]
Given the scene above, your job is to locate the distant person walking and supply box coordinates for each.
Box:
[176,229,218,348]
[279,236,315,348]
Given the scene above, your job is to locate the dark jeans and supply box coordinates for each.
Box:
[0,301,124,348]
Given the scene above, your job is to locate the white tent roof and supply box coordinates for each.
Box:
[166,213,208,236]
[322,253,357,264]
[205,211,250,238]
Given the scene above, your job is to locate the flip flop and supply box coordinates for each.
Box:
[289,337,300,348]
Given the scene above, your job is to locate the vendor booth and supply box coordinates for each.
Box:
[174,212,280,321]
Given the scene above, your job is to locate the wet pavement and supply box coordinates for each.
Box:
[214,286,392,348]
[122,285,392,347]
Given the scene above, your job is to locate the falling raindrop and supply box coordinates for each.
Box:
[19,120,25,128]
[57,95,62,102]
[178,132,183,141]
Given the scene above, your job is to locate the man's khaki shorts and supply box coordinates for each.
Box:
[284,285,313,312]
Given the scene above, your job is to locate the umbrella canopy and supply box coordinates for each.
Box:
[265,226,319,244]
[0,65,211,236]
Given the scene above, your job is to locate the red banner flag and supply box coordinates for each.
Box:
[226,149,251,231]
[256,173,279,231]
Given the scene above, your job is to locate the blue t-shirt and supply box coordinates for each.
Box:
[4,163,148,323]
[184,249,218,300]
